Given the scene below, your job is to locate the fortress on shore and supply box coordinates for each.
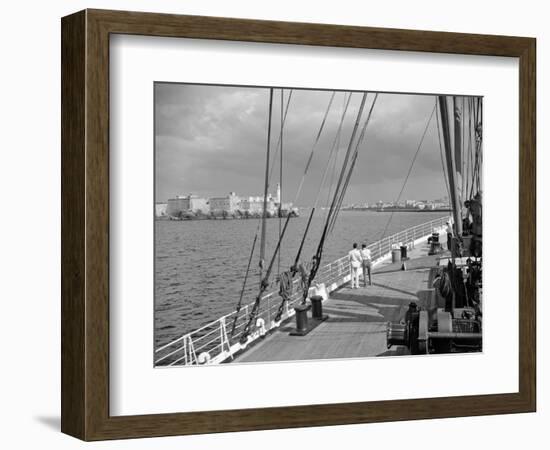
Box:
[160,183,297,219]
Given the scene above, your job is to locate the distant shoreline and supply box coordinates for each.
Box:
[156,212,299,221]
[342,208,451,213]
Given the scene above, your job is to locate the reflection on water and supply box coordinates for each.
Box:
[154,210,446,348]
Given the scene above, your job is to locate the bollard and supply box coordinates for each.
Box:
[293,304,309,334]
[310,295,329,321]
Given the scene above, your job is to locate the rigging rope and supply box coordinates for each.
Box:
[328,94,379,235]
[267,90,294,183]
[292,91,337,205]
[230,233,258,337]
[436,99,452,205]
[259,88,274,282]
[379,102,437,240]
[287,90,352,273]
[314,92,353,209]
[328,150,358,235]
[238,91,334,341]
[289,91,352,277]
[325,93,369,219]
[460,97,468,201]
[239,91,338,342]
[229,90,293,331]
[300,92,370,303]
[274,270,294,322]
[272,92,342,325]
[278,89,284,277]
[240,90,378,337]
[469,98,476,201]
[320,93,349,227]
[231,90,298,341]
[469,97,482,199]
[478,98,483,192]
[325,129,341,208]
[240,214,293,343]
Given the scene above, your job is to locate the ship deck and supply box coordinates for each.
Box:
[232,231,450,363]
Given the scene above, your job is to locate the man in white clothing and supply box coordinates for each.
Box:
[360,243,372,287]
[348,243,362,289]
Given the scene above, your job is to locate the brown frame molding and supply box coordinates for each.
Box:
[61,9,536,441]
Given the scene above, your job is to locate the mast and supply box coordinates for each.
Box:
[260,88,274,282]
[453,97,463,219]
[278,89,284,275]
[438,96,462,241]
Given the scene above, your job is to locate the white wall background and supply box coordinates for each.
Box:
[0,0,546,448]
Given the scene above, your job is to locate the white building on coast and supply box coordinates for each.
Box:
[166,194,209,217]
[164,184,293,218]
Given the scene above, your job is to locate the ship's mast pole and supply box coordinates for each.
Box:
[453,96,463,209]
[278,89,284,276]
[260,88,274,282]
[438,96,462,245]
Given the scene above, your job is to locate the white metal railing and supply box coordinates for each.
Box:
[154,215,449,366]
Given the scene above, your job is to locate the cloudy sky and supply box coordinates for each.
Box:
[155,83,456,206]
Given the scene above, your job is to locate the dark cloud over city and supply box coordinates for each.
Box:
[155,83,450,205]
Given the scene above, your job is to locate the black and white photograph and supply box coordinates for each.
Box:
[2,0,544,446]
[153,83,483,367]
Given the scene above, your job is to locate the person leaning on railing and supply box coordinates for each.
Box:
[360,243,372,287]
[348,243,362,289]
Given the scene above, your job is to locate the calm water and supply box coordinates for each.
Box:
[154,210,446,348]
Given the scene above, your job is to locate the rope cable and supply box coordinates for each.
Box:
[259,88,274,283]
[322,97,345,225]
[267,90,293,183]
[312,92,353,209]
[292,91,337,206]
[230,233,258,337]
[379,101,437,239]
[436,99,452,206]
[461,97,466,200]
[239,91,336,337]
[328,94,379,235]
[287,91,351,282]
[299,92,369,303]
[239,213,293,342]
[278,89,284,276]
[272,92,353,321]
[466,97,473,198]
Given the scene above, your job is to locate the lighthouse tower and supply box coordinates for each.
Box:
[276,183,281,204]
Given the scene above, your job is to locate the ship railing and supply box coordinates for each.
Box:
[154,215,449,366]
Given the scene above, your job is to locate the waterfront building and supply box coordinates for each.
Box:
[166,194,209,216]
[164,185,287,218]
[209,192,240,215]
[238,196,276,215]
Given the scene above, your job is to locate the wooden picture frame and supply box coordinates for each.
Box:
[61,9,536,441]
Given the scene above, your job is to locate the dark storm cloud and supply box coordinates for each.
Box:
[155,83,452,204]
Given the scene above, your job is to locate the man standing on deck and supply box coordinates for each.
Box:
[446,220,453,251]
[349,243,362,289]
[360,243,373,287]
